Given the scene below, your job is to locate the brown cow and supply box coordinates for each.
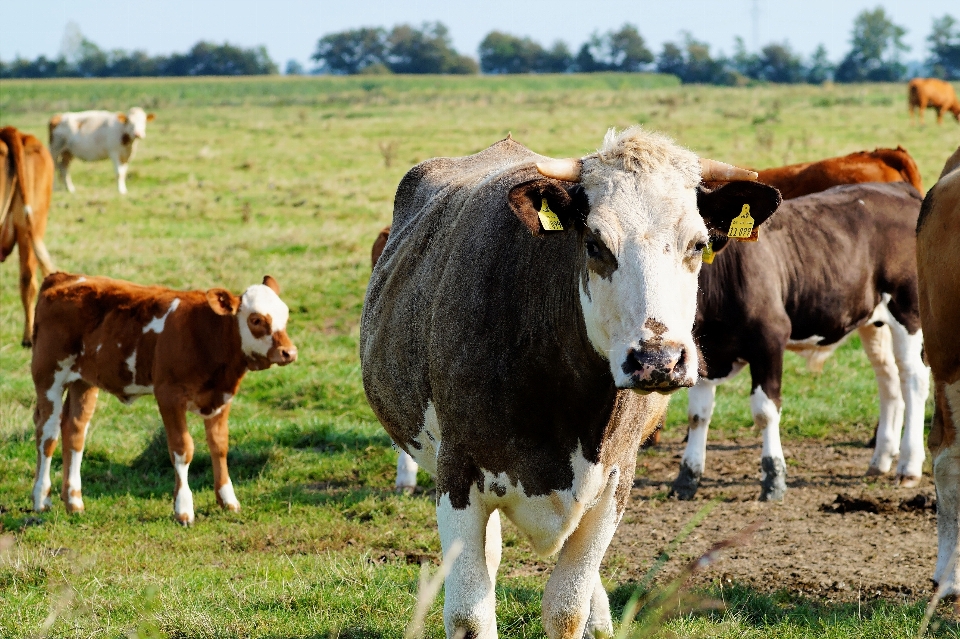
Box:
[917,147,960,594]
[909,78,960,125]
[755,147,923,199]
[0,127,56,346]
[30,273,297,525]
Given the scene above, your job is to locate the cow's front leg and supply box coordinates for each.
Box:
[204,403,239,512]
[543,467,620,639]
[437,489,497,639]
[396,449,419,492]
[888,320,929,487]
[60,381,98,513]
[932,381,960,592]
[671,380,717,500]
[859,322,905,475]
[156,389,195,525]
[56,151,75,193]
[111,153,128,195]
[749,348,786,501]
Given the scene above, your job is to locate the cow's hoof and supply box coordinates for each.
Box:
[865,466,886,477]
[223,503,241,512]
[175,513,195,527]
[669,462,701,500]
[395,485,416,495]
[896,474,922,488]
[64,502,84,514]
[759,456,787,502]
[21,338,32,348]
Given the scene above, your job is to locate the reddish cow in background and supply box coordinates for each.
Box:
[0,126,56,347]
[30,273,297,525]
[909,78,960,125]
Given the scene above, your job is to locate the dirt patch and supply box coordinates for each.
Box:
[505,436,939,602]
[614,437,938,601]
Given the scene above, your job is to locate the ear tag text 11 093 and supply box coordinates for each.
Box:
[727,203,759,242]
[538,197,564,231]
[701,242,715,264]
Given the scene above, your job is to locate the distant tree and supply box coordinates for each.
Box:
[162,42,277,76]
[575,24,653,72]
[285,59,305,75]
[655,42,686,78]
[655,35,733,84]
[311,27,387,74]
[753,42,805,83]
[835,7,908,82]
[386,22,477,74]
[928,14,960,79]
[806,44,834,83]
[478,32,572,73]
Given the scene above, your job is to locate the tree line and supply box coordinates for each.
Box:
[2,8,958,81]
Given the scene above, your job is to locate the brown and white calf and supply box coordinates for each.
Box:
[0,126,56,346]
[361,130,781,638]
[30,273,296,524]
[672,182,928,501]
[917,146,960,593]
[49,107,155,194]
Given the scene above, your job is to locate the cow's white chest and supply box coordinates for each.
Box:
[408,402,613,557]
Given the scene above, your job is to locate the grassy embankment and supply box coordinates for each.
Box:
[0,74,956,638]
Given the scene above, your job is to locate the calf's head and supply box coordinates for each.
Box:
[116,107,156,142]
[509,127,780,393]
[206,275,297,370]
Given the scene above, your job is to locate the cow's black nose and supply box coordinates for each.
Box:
[622,342,690,391]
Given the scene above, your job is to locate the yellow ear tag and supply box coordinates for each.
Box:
[727,203,758,242]
[701,242,715,264]
[538,198,564,231]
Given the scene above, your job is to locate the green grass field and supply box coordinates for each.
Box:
[0,75,957,638]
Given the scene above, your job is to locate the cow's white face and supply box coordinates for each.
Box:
[578,154,705,393]
[124,107,151,140]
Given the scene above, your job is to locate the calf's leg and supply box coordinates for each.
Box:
[860,323,905,475]
[437,488,497,639]
[32,357,79,511]
[542,468,620,639]
[59,381,98,513]
[931,381,960,592]
[396,449,419,492]
[204,404,240,512]
[748,346,786,501]
[156,390,195,525]
[672,380,719,500]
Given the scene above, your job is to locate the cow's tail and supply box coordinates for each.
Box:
[0,127,55,274]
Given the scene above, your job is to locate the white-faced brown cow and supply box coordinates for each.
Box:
[0,126,56,346]
[30,273,297,525]
[360,129,781,639]
[49,107,155,194]
[917,147,960,594]
[671,182,928,502]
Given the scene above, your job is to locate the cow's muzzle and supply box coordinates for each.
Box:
[621,340,693,393]
[269,344,297,366]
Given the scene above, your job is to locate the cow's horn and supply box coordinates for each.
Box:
[699,158,758,181]
[537,158,581,182]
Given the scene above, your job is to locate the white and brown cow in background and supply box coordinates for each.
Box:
[361,129,781,638]
[0,126,56,346]
[30,273,297,525]
[671,181,928,502]
[917,146,960,594]
[49,107,155,194]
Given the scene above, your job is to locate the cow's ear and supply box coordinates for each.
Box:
[206,288,240,315]
[262,275,280,294]
[508,179,588,237]
[116,113,128,124]
[697,181,782,245]
[146,113,156,122]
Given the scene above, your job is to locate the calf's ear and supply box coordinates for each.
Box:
[206,288,240,315]
[508,178,588,237]
[697,181,782,242]
[116,113,128,124]
[262,275,280,294]
[146,113,156,122]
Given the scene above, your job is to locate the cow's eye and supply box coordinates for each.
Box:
[585,238,601,258]
[693,240,707,253]
[251,317,262,326]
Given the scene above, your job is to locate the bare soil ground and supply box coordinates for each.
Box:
[611,436,939,602]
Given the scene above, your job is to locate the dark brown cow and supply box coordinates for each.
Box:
[917,147,960,594]
[672,182,928,502]
[0,126,56,346]
[30,273,297,524]
[755,147,923,199]
[909,78,960,125]
[361,129,780,638]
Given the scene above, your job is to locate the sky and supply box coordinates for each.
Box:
[1,1,956,70]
